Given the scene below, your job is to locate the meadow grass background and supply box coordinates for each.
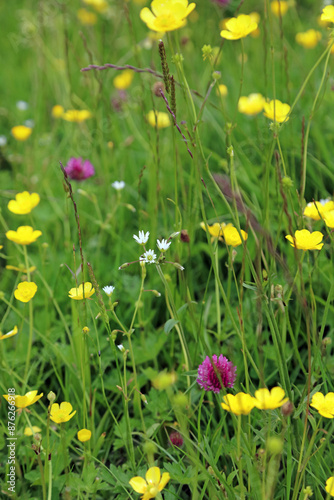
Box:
[1,0,334,498]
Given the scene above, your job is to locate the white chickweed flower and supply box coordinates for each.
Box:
[16,100,29,111]
[133,230,150,245]
[103,285,115,297]
[140,249,157,264]
[0,135,7,147]
[157,238,171,252]
[117,344,125,352]
[112,180,125,190]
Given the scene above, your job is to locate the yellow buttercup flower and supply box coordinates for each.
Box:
[50,402,76,423]
[222,224,248,247]
[8,191,40,215]
[14,282,38,303]
[253,387,289,410]
[113,70,134,90]
[263,99,290,122]
[303,199,334,220]
[51,105,64,118]
[216,84,228,97]
[0,326,18,340]
[324,210,334,229]
[220,14,258,40]
[221,393,256,415]
[296,29,322,49]
[238,93,265,116]
[11,125,32,141]
[83,0,108,13]
[271,1,289,17]
[129,466,170,499]
[77,428,92,442]
[249,12,261,38]
[3,390,43,409]
[146,110,170,128]
[310,392,334,418]
[325,477,334,496]
[62,109,92,122]
[6,226,42,246]
[24,426,41,436]
[321,5,334,24]
[6,264,36,273]
[140,0,196,33]
[285,229,324,251]
[68,282,95,300]
[77,8,98,25]
[200,221,224,241]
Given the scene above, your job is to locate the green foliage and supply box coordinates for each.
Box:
[1,0,334,499]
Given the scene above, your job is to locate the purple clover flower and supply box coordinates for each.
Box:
[197,355,236,393]
[64,157,95,181]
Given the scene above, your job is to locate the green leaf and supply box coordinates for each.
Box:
[164,318,179,334]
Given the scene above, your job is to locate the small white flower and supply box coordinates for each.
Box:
[157,238,171,252]
[16,100,29,111]
[103,285,115,297]
[117,344,125,351]
[133,230,149,245]
[140,249,157,264]
[112,180,125,190]
[0,135,7,147]
[24,119,34,128]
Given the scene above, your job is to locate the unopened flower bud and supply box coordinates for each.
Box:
[281,401,294,417]
[152,81,165,97]
[302,486,313,497]
[173,262,185,271]
[82,326,90,334]
[212,71,221,81]
[322,337,331,346]
[267,436,284,455]
[143,441,157,455]
[282,176,293,189]
[47,391,56,404]
[173,393,188,409]
[119,262,130,270]
[180,229,190,243]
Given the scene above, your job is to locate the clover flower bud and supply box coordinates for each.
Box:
[169,431,184,448]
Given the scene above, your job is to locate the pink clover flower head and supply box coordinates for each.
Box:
[64,157,95,181]
[197,354,236,393]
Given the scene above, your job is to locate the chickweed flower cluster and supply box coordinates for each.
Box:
[122,230,182,270]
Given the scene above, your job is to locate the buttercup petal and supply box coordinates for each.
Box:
[129,476,147,493]
[146,466,161,485]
